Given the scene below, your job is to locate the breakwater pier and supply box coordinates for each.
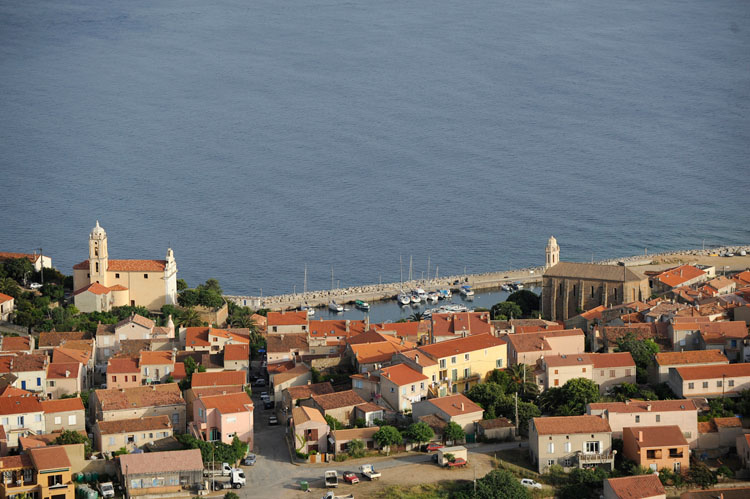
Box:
[225,245,750,312]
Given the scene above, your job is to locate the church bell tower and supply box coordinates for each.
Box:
[89,221,109,285]
[545,236,559,270]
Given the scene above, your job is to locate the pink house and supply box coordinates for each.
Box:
[192,392,254,450]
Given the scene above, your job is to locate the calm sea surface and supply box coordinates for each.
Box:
[1,0,749,296]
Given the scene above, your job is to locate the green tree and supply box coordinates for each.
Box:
[506,364,539,399]
[0,277,21,299]
[4,258,33,283]
[539,378,599,415]
[231,435,248,462]
[467,382,506,411]
[405,422,434,446]
[176,279,188,291]
[224,493,239,499]
[325,415,345,430]
[454,469,530,499]
[178,289,199,308]
[408,312,425,322]
[486,369,513,392]
[506,290,540,317]
[179,308,203,327]
[53,429,93,457]
[688,462,717,489]
[443,421,465,443]
[615,332,659,383]
[347,438,366,458]
[373,425,402,455]
[490,301,522,320]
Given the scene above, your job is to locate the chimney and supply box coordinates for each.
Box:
[460,402,464,411]
[280,334,284,342]
[151,385,156,390]
[345,320,350,332]
[307,380,311,385]
[638,431,643,442]
[415,354,419,364]
[65,370,70,378]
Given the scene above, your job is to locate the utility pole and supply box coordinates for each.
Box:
[514,391,519,434]
[38,248,43,285]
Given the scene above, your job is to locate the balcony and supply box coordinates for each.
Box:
[577,451,616,470]
[2,475,38,489]
[668,449,684,458]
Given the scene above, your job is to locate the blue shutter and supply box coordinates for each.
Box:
[21,380,26,389]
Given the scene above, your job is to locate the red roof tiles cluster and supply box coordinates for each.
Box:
[533,415,611,435]
[73,259,166,272]
[191,371,246,388]
[417,333,505,359]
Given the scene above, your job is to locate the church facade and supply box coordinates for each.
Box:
[72,222,178,312]
[541,237,649,322]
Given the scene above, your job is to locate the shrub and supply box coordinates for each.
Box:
[295,450,308,459]
[716,465,734,478]
[224,493,239,499]
[334,454,348,462]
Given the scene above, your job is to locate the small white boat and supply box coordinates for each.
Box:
[515,282,524,289]
[397,292,411,306]
[416,288,428,301]
[460,285,474,297]
[300,305,315,317]
[410,292,421,304]
[438,289,452,300]
[501,284,511,292]
[329,301,343,313]
[355,300,370,311]
[427,292,439,302]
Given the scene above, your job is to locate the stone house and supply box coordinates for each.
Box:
[93,415,173,453]
[139,350,175,384]
[623,425,689,473]
[223,344,250,373]
[282,382,334,414]
[270,364,311,402]
[266,333,310,364]
[429,311,494,342]
[696,417,744,450]
[651,265,707,294]
[329,427,379,455]
[353,403,384,427]
[477,417,515,442]
[697,321,748,362]
[529,415,614,474]
[266,311,309,335]
[378,363,428,412]
[411,394,483,438]
[587,399,699,448]
[119,449,203,498]
[650,350,729,384]
[45,362,83,399]
[668,363,750,399]
[302,390,366,426]
[0,354,47,394]
[291,406,329,454]
[90,383,186,432]
[0,293,14,322]
[40,397,86,433]
[737,434,750,469]
[505,329,585,367]
[184,371,246,420]
[350,372,381,402]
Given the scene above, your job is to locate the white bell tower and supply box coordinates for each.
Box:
[545,236,559,270]
[89,221,109,285]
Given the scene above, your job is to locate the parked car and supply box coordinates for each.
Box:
[264,401,274,410]
[342,472,359,485]
[243,454,256,466]
[29,282,42,290]
[268,415,279,425]
[446,458,466,468]
[254,378,266,386]
[425,443,444,452]
[98,482,114,498]
[521,479,542,490]
[259,391,268,399]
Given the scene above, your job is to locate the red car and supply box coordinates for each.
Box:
[426,443,444,452]
[447,458,467,468]
[342,472,359,484]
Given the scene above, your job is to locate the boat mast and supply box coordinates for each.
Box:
[304,264,308,294]
[427,255,430,282]
[331,265,334,291]
[400,255,403,287]
[409,255,413,282]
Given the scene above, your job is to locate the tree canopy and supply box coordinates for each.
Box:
[373,425,402,455]
[453,469,530,499]
[539,378,600,415]
[615,332,659,383]
[490,301,523,320]
[506,290,540,317]
[405,422,434,445]
[444,421,465,443]
[54,430,93,457]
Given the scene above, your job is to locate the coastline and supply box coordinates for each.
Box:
[225,245,750,312]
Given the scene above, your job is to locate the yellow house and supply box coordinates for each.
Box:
[415,334,507,396]
[72,222,178,312]
[0,446,74,499]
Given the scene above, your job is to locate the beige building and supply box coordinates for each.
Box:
[302,390,366,426]
[542,240,650,321]
[587,399,699,448]
[737,434,750,469]
[378,363,429,412]
[506,328,585,367]
[45,362,84,399]
[668,363,750,399]
[72,222,178,311]
[266,311,309,334]
[291,406,329,454]
[529,415,614,474]
[603,474,666,499]
[623,425,689,473]
[0,293,14,321]
[139,351,175,384]
[650,350,729,384]
[94,415,173,453]
[90,383,186,432]
[0,396,44,449]
[40,398,86,433]
[0,353,47,393]
[329,427,380,455]
[411,394,483,437]
[535,351,635,394]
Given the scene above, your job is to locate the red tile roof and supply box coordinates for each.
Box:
[0,395,43,415]
[699,321,748,341]
[120,449,203,475]
[714,416,742,428]
[97,415,172,434]
[266,333,309,353]
[675,362,750,381]
[292,405,326,425]
[426,394,483,417]
[139,351,173,365]
[431,311,494,337]
[118,314,155,330]
[267,310,309,326]
[0,336,30,351]
[185,327,210,347]
[0,251,42,263]
[350,341,410,364]
[95,383,183,411]
[417,333,505,359]
[41,397,85,413]
[591,352,635,369]
[580,305,608,321]
[379,364,428,386]
[588,399,698,413]
[38,331,91,348]
[29,446,71,470]
[199,392,253,414]
[656,265,706,288]
[107,357,140,374]
[74,259,166,272]
[308,319,367,338]
[0,292,13,304]
[0,386,32,397]
[624,425,688,448]
[0,353,47,373]
[46,362,81,379]
[73,282,112,296]
[312,390,366,410]
[654,350,729,366]
[0,453,33,470]
[224,344,249,361]
[286,382,335,401]
[53,346,90,364]
[191,371,246,388]
[605,474,665,499]
[533,415,611,435]
[506,328,584,353]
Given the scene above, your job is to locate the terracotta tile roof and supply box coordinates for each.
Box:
[119,339,152,355]
[417,333,505,359]
[588,399,698,413]
[698,421,716,434]
[41,397,85,413]
[605,474,665,499]
[426,394,483,417]
[0,454,33,470]
[533,415,611,435]
[0,336,30,352]
[0,292,13,304]
[172,362,187,380]
[733,271,750,286]
[0,395,43,415]
[543,354,592,368]
[267,310,309,326]
[58,339,94,352]
[355,402,383,413]
[224,344,249,361]
[198,392,253,414]
[479,417,514,429]
[120,448,203,475]
[332,426,379,441]
[347,330,398,345]
[96,324,116,335]
[53,346,90,364]
[681,488,750,499]
[191,371,246,388]
[672,318,712,330]
[266,333,308,353]
[312,389,366,410]
[286,382,335,401]
[654,350,729,366]
[184,327,210,347]
[591,352,635,369]
[372,321,429,337]
[72,282,111,296]
[74,259,166,272]
[351,341,411,364]
[624,425,688,448]
[0,386,32,397]
[545,262,646,282]
[108,284,128,291]
[506,328,584,353]
[656,265,706,288]
[273,364,310,385]
[0,353,47,372]
[707,276,735,291]
[292,405,326,425]
[139,351,173,365]
[431,312,493,337]
[699,321,748,341]
[46,362,81,379]
[95,383,183,411]
[580,305,608,321]
[379,363,428,386]
[308,319,366,338]
[29,446,71,470]
[419,414,448,431]
[117,314,155,330]
[209,328,250,344]
[515,324,564,334]
[398,349,438,366]
[97,415,172,434]
[107,357,140,374]
[191,386,244,399]
[713,416,742,428]
[267,360,296,374]
[0,251,41,263]
[675,362,750,381]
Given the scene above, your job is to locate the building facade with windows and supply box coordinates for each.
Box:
[119,449,203,498]
[667,363,750,399]
[90,384,186,433]
[623,425,689,473]
[0,446,74,499]
[191,392,254,449]
[93,416,173,454]
[0,396,44,449]
[40,398,86,434]
[529,415,615,474]
[378,364,428,412]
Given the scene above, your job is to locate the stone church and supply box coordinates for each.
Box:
[541,237,649,321]
[72,222,178,312]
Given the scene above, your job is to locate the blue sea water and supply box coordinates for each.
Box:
[1,0,749,296]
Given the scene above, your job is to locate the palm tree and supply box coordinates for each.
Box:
[507,363,539,398]
[179,308,203,327]
[0,277,20,298]
[229,314,256,330]
[409,312,425,322]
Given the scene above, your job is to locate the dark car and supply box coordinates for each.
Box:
[243,454,256,466]
[264,401,274,410]
[268,415,279,425]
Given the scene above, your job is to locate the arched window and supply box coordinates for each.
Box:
[95,262,99,272]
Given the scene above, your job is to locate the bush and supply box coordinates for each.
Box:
[334,454,348,462]
[347,439,366,459]
[224,492,239,499]
[295,450,309,459]
[716,464,734,478]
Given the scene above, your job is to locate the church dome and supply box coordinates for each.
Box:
[90,220,106,238]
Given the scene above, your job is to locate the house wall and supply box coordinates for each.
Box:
[0,297,14,321]
[529,425,613,474]
[272,371,311,402]
[141,363,174,384]
[623,439,689,473]
[107,372,142,390]
[737,435,750,469]
[94,426,174,453]
[590,408,698,448]
[602,480,665,499]
[0,411,44,448]
[75,290,111,313]
[543,363,593,391]
[47,372,83,399]
[592,366,636,395]
[351,377,379,402]
[668,370,750,399]
[652,359,728,384]
[509,334,585,367]
[431,344,507,394]
[44,410,86,433]
[14,370,46,393]
[293,420,329,454]
[97,405,186,433]
[542,276,649,321]
[379,376,428,412]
